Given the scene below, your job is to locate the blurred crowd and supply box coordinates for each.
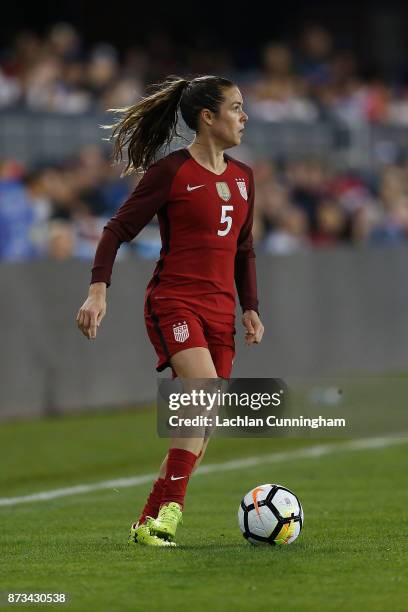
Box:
[1,21,408,262]
[2,144,408,262]
[1,22,408,124]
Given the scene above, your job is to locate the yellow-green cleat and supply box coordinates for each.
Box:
[128,517,176,547]
[149,502,183,542]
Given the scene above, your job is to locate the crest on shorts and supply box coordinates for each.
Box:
[236,178,248,201]
[173,321,189,343]
[216,182,231,202]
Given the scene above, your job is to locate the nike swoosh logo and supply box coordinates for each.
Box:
[187,184,205,191]
[170,475,187,481]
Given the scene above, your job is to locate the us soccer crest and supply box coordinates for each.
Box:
[236,178,248,201]
[173,321,189,343]
[216,182,231,202]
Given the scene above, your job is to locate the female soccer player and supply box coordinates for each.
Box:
[76,75,264,546]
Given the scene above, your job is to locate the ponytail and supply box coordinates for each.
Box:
[107,76,190,175]
[106,74,235,174]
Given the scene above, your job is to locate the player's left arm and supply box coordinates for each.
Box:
[234,169,264,346]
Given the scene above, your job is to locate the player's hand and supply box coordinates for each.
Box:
[242,310,264,346]
[76,282,107,340]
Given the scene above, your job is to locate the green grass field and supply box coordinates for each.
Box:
[0,406,407,611]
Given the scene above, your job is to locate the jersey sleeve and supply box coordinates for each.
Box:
[234,169,259,314]
[91,160,174,286]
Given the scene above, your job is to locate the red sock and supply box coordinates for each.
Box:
[160,448,198,509]
[137,477,165,525]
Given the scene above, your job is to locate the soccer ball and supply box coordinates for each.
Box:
[238,483,304,546]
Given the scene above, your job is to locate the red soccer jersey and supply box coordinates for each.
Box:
[91,148,258,323]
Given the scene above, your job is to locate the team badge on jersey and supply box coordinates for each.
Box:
[216,182,231,202]
[173,321,189,343]
[236,178,248,201]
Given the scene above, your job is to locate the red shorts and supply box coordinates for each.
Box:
[145,305,235,379]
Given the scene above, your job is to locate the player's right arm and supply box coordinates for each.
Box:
[76,160,173,340]
[76,281,107,340]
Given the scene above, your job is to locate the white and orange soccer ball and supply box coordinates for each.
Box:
[238,484,304,546]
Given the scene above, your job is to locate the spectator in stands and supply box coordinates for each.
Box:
[296,24,333,88]
[24,168,53,256]
[248,42,318,122]
[263,205,310,254]
[0,161,36,260]
[286,158,327,229]
[311,199,349,246]
[47,220,76,260]
[369,165,408,243]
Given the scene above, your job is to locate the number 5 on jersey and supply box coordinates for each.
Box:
[218,205,234,236]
